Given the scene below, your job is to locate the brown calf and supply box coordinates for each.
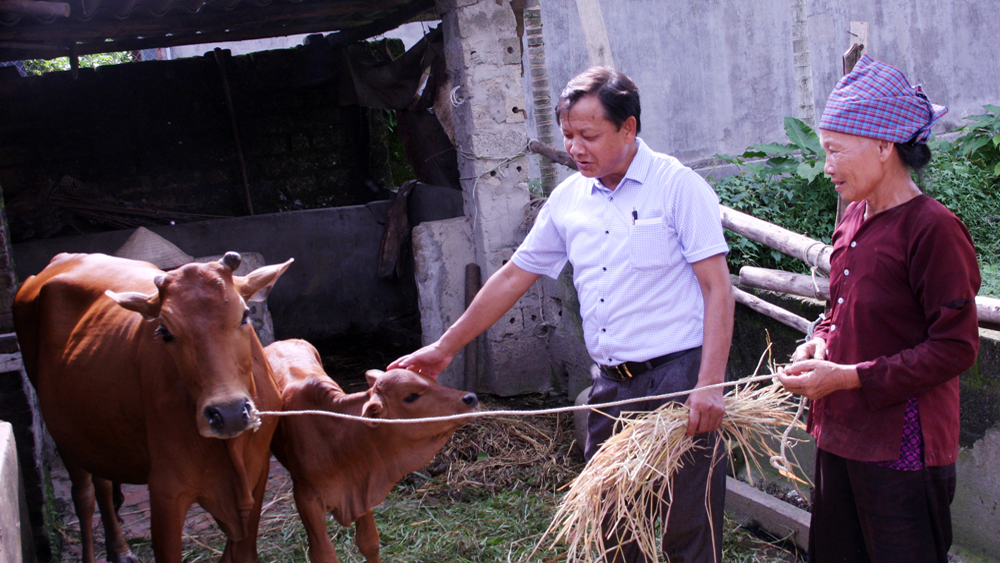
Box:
[265,338,478,563]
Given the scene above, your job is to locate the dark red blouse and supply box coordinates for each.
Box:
[808,194,981,466]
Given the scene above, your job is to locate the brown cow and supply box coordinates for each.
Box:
[265,339,478,563]
[13,252,292,563]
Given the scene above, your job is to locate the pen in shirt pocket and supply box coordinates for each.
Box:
[632,208,638,225]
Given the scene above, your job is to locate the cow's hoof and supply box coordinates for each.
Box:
[108,550,140,563]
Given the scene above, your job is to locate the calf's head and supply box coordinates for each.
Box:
[361,368,478,438]
[106,252,293,439]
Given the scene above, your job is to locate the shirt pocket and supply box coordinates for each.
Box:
[628,217,670,270]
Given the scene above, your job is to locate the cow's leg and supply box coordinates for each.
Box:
[94,477,139,563]
[148,486,191,563]
[220,464,269,563]
[67,464,99,563]
[293,487,340,563]
[354,511,381,563]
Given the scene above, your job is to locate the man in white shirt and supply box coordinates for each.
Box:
[389,67,734,563]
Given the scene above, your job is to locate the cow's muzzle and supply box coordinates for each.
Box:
[203,398,261,438]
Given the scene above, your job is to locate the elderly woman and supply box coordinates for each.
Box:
[778,56,981,563]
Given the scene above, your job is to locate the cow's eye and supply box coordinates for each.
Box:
[155,326,174,343]
[240,309,250,325]
[403,393,420,403]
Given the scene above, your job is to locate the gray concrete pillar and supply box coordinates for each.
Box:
[429,0,554,394]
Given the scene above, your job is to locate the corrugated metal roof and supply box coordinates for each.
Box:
[0,0,434,62]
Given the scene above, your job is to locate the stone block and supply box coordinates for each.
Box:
[725,476,810,552]
[411,217,474,390]
[953,425,1000,558]
[0,420,35,563]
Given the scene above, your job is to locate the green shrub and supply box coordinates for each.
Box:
[711,114,999,297]
[710,118,837,274]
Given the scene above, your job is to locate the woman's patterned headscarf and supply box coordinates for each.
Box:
[819,55,947,143]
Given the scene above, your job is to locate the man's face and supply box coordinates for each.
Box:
[560,95,637,190]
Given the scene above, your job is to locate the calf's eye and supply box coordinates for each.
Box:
[241,309,250,325]
[403,393,420,403]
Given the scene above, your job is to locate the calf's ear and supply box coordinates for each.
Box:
[360,394,384,428]
[365,369,384,388]
[235,258,294,303]
[105,290,161,320]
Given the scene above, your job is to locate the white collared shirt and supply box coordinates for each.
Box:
[511,138,728,365]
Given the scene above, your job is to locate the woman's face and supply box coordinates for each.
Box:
[819,129,887,202]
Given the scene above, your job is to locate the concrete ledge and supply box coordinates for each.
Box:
[1,420,33,563]
[725,476,810,552]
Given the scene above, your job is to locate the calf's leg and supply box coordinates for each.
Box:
[354,511,381,563]
[293,487,340,563]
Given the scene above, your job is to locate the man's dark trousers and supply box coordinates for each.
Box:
[586,347,726,563]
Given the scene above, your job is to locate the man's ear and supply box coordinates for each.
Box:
[622,115,637,141]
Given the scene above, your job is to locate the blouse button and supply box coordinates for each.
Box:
[850,241,857,248]
[837,297,844,304]
[844,269,850,276]
[831,324,837,331]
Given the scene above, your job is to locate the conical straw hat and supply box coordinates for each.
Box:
[114,227,194,270]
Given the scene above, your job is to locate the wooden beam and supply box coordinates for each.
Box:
[739,266,830,301]
[325,0,434,46]
[574,0,614,68]
[978,296,1000,328]
[734,287,811,335]
[0,0,70,18]
[528,139,577,170]
[0,0,417,46]
[721,206,832,273]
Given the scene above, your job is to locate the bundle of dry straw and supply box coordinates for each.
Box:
[540,378,807,563]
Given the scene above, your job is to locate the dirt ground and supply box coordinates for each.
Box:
[49,455,296,562]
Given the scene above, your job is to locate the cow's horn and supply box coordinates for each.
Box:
[222,252,242,271]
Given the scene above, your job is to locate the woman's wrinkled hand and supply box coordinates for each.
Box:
[777,359,860,401]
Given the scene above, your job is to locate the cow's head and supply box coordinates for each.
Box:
[106,252,293,439]
[360,368,478,436]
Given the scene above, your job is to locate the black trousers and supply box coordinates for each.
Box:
[586,347,726,563]
[810,448,956,563]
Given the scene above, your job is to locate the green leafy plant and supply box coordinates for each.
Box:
[936,104,1000,177]
[710,118,837,273]
[22,51,138,75]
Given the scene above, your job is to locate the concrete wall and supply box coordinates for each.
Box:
[526,0,999,166]
[12,202,418,345]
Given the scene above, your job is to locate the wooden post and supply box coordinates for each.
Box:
[834,21,869,226]
[463,263,481,391]
[574,0,614,69]
[214,48,254,216]
[0,0,70,18]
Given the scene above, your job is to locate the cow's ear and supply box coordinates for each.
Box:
[234,258,294,303]
[105,290,161,320]
[360,394,383,427]
[365,369,384,388]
